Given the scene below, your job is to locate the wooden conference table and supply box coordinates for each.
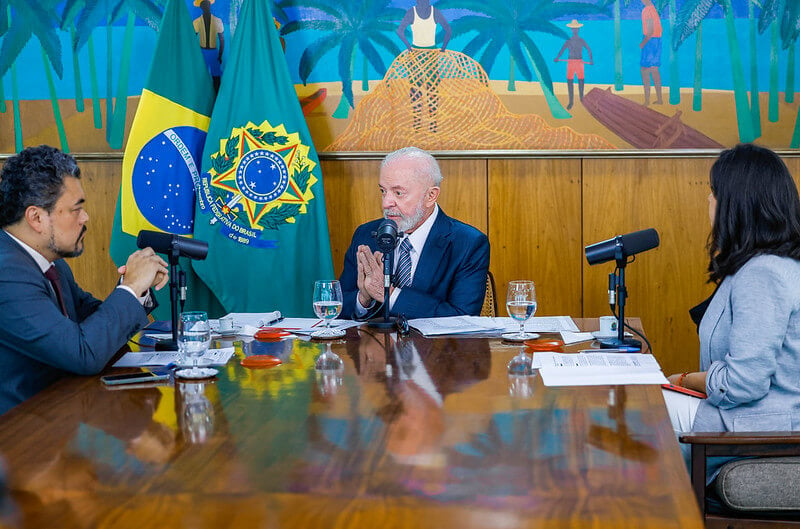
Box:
[0,319,703,529]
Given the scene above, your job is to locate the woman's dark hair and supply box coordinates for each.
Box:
[708,143,800,283]
[0,145,80,228]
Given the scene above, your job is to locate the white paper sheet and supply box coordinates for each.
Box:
[495,316,580,333]
[220,314,361,335]
[408,316,505,336]
[113,347,235,367]
[534,352,668,386]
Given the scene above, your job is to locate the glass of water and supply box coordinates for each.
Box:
[312,280,345,339]
[502,280,539,341]
[504,281,538,374]
[175,311,212,379]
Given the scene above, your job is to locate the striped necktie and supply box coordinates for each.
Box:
[394,238,413,288]
[44,265,68,316]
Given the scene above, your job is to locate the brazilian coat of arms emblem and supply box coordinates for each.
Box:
[198,120,319,248]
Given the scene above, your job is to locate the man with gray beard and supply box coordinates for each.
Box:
[339,147,489,320]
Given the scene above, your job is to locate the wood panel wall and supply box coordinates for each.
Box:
[19,153,799,376]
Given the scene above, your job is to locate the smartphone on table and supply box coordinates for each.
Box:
[101,369,171,386]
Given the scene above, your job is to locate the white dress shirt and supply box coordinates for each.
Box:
[356,204,440,316]
[4,230,145,305]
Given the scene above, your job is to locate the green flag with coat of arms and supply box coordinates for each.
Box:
[191,0,333,315]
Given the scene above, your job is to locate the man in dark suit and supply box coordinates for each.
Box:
[0,145,168,415]
[339,147,489,319]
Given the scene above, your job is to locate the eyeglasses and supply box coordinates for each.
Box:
[396,314,410,336]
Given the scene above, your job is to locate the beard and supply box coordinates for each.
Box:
[48,225,86,258]
[384,203,426,233]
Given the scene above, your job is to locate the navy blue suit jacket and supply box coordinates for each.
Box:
[0,230,149,415]
[339,209,490,319]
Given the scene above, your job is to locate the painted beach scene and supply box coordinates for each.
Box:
[0,0,798,152]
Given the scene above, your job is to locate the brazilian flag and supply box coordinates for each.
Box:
[191,0,333,315]
[109,0,223,318]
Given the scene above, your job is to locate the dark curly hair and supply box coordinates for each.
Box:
[0,145,80,228]
[708,143,800,283]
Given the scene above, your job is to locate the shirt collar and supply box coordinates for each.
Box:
[403,203,439,253]
[4,230,52,273]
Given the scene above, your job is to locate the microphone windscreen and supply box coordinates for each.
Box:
[136,230,173,252]
[619,228,660,256]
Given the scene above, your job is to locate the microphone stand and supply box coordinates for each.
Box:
[599,249,642,350]
[368,251,398,329]
[155,245,181,350]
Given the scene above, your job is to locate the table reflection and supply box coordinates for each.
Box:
[178,381,216,444]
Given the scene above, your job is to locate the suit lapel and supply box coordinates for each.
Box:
[700,279,729,360]
[412,210,452,294]
[0,232,74,319]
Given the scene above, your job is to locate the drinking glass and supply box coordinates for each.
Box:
[315,341,344,371]
[502,280,539,341]
[175,311,214,379]
[312,280,345,339]
[179,381,215,444]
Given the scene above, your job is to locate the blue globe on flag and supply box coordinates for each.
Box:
[131,126,207,234]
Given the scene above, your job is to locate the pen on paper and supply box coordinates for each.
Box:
[258,315,284,326]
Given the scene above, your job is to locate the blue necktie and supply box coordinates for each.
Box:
[394,238,413,288]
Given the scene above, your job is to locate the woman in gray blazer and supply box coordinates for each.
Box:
[663,144,800,474]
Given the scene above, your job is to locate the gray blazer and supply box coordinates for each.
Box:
[0,230,148,415]
[693,254,800,432]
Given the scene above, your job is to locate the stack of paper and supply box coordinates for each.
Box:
[533,351,668,386]
[408,315,580,337]
[222,314,361,335]
[113,347,236,367]
[408,316,506,336]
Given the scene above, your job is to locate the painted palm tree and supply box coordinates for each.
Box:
[0,0,68,151]
[673,0,755,143]
[61,0,163,148]
[759,0,798,123]
[61,0,102,129]
[600,0,632,91]
[277,0,404,119]
[748,0,762,136]
[762,0,800,146]
[437,0,607,119]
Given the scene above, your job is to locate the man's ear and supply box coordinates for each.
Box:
[426,186,440,206]
[24,205,47,234]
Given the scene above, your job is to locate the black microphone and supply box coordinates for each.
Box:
[585,228,660,266]
[136,230,209,260]
[372,219,400,253]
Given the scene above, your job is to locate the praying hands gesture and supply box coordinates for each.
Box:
[356,245,391,306]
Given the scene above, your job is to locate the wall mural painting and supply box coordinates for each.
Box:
[1,0,799,153]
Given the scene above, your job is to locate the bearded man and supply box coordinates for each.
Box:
[339,147,489,320]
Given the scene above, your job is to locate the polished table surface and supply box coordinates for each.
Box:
[0,319,702,529]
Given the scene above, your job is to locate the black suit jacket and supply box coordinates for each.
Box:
[0,230,149,415]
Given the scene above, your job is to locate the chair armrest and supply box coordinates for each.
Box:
[679,432,800,516]
[680,432,800,457]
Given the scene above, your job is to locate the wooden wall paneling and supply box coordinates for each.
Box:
[320,158,487,279]
[488,159,583,317]
[435,159,488,235]
[71,161,122,298]
[582,158,715,376]
[320,159,383,278]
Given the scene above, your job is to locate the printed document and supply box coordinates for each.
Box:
[409,316,579,336]
[113,347,235,367]
[534,352,669,386]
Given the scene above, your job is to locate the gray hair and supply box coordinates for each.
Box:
[381,146,443,187]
